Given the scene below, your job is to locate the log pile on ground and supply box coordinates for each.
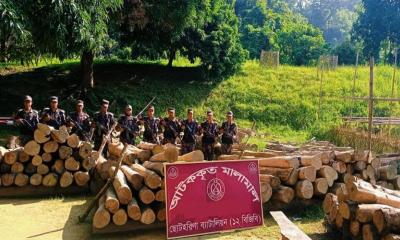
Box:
[0,123,93,188]
[92,141,205,229]
[323,177,400,240]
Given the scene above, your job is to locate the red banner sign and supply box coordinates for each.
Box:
[165,160,263,239]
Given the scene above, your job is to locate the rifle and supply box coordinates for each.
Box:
[238,121,256,160]
[68,117,91,141]
[135,96,156,119]
[0,117,34,131]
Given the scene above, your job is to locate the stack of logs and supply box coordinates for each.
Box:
[0,123,92,188]
[218,140,400,208]
[92,141,204,229]
[323,177,400,240]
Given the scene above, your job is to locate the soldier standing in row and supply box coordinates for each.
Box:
[117,105,140,145]
[220,111,238,155]
[181,108,199,154]
[200,110,218,161]
[92,99,115,155]
[41,96,66,129]
[67,100,91,141]
[141,105,161,144]
[14,95,39,145]
[161,108,181,145]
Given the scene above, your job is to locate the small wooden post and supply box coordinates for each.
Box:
[367,57,374,152]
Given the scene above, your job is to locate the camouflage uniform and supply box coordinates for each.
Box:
[161,117,181,145]
[15,108,39,145]
[41,108,66,129]
[142,116,161,144]
[220,121,238,155]
[200,121,218,161]
[92,111,115,154]
[68,111,91,141]
[118,115,140,145]
[181,119,199,154]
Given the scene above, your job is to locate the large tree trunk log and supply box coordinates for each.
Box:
[354,150,369,162]
[37,123,54,135]
[4,148,22,165]
[34,129,50,143]
[109,142,152,164]
[356,204,393,223]
[120,165,143,191]
[331,161,347,174]
[140,206,156,225]
[30,173,43,186]
[18,151,30,163]
[338,201,357,220]
[154,204,166,222]
[60,171,74,188]
[67,134,81,148]
[1,173,15,186]
[259,167,294,182]
[354,161,367,171]
[378,165,398,180]
[259,174,281,190]
[150,144,179,162]
[59,146,73,160]
[31,155,43,166]
[390,176,400,190]
[299,154,322,170]
[112,208,128,226]
[373,208,400,234]
[295,180,313,199]
[95,154,113,179]
[382,234,400,240]
[298,166,316,182]
[14,173,29,187]
[52,159,65,175]
[258,156,299,169]
[24,163,37,175]
[43,141,58,153]
[24,141,40,156]
[177,150,204,162]
[362,224,379,240]
[127,197,141,221]
[313,178,328,195]
[283,168,299,186]
[51,126,69,144]
[323,193,338,214]
[139,185,155,204]
[42,152,52,162]
[93,196,110,229]
[0,146,7,161]
[272,186,295,204]
[11,162,24,173]
[74,171,90,186]
[335,150,354,163]
[261,182,272,203]
[155,189,165,202]
[36,164,49,175]
[350,220,360,237]
[142,161,164,177]
[110,167,132,205]
[81,50,95,88]
[317,166,338,187]
[129,163,162,189]
[79,142,92,159]
[42,173,58,187]
[65,157,80,171]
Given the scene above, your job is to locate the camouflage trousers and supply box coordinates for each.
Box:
[202,143,215,161]
[181,142,196,155]
[221,143,233,155]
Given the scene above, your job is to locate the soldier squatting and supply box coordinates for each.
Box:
[13,95,238,160]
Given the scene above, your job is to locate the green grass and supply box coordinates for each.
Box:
[1,59,399,146]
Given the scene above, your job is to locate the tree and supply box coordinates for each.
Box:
[24,0,123,89]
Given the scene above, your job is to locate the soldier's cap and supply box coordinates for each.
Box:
[24,95,32,102]
[227,111,233,116]
[167,107,175,112]
[126,104,132,110]
[76,100,84,106]
[50,96,58,102]
[187,108,193,113]
[147,105,154,110]
[207,110,213,116]
[101,99,109,106]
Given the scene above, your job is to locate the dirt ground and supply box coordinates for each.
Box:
[0,196,332,240]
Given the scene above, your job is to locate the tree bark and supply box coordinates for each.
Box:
[167,47,176,68]
[81,50,94,89]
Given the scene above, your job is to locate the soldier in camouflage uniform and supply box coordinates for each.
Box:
[40,96,66,129]
[117,104,140,145]
[140,105,161,144]
[161,108,181,145]
[67,100,91,141]
[181,108,199,154]
[14,95,39,145]
[200,110,218,161]
[91,99,115,155]
[220,111,238,155]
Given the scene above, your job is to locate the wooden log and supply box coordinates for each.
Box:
[29,173,43,186]
[155,189,165,202]
[93,195,111,229]
[104,187,119,213]
[59,146,73,160]
[177,150,204,162]
[95,154,113,180]
[43,141,58,153]
[31,155,42,166]
[259,174,281,190]
[378,165,398,180]
[109,142,152,163]
[24,162,36,175]
[299,154,322,170]
[332,161,347,174]
[350,220,360,237]
[120,165,143,191]
[317,166,338,187]
[127,197,141,221]
[129,163,162,189]
[241,150,280,158]
[34,129,50,143]
[140,206,156,225]
[298,166,316,182]
[42,152,52,162]
[52,159,65,175]
[11,162,24,173]
[81,158,91,171]
[137,141,157,150]
[354,161,367,171]
[24,141,40,156]
[79,142,92,159]
[112,208,128,226]
[259,167,294,182]
[67,133,81,148]
[339,201,357,220]
[0,146,7,162]
[313,178,328,195]
[36,163,49,175]
[328,203,339,224]
[272,186,295,204]
[390,176,400,190]
[270,211,312,240]
[362,224,379,240]
[42,173,58,187]
[142,161,164,177]
[335,212,344,228]
[110,166,132,205]
[354,150,369,162]
[283,168,299,186]
[139,185,156,204]
[14,173,29,187]
[323,193,338,214]
[65,157,80,171]
[356,204,394,223]
[4,148,22,164]
[60,171,74,188]
[18,151,30,163]
[382,234,400,240]
[373,208,400,234]
[73,171,90,186]
[155,204,166,222]
[370,157,381,169]
[37,123,54,135]
[258,156,300,169]
[261,182,272,203]
[335,150,354,163]
[295,180,313,199]
[1,173,15,186]
[50,126,69,143]
[0,162,11,173]
[150,144,179,162]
